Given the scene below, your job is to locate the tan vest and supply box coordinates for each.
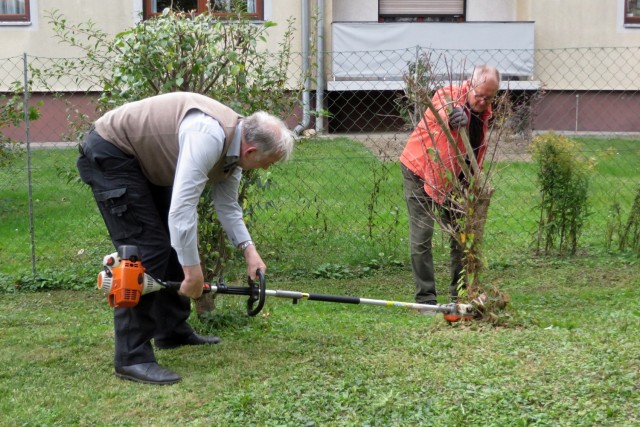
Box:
[95,92,243,186]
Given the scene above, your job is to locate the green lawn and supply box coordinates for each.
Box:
[254,136,640,273]
[1,136,639,425]
[1,137,639,286]
[0,148,110,287]
[486,137,640,258]
[1,255,638,426]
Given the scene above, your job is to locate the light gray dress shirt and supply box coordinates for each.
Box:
[169,110,251,266]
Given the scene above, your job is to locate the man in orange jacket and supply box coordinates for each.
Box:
[400,65,500,305]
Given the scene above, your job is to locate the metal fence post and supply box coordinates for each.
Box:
[315,0,325,134]
[575,94,580,132]
[23,53,36,274]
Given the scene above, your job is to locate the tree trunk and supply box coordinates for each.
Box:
[464,184,494,291]
[195,293,217,319]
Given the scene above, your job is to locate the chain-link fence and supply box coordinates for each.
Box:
[1,47,639,282]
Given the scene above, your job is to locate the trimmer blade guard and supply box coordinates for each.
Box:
[443,303,475,322]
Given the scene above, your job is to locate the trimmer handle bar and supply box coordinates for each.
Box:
[163,270,266,316]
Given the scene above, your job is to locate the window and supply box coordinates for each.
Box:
[379,0,465,22]
[143,0,263,20]
[0,0,30,22]
[625,0,640,24]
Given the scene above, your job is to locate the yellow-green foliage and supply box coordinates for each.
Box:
[531,132,594,173]
[531,132,592,255]
[607,187,640,253]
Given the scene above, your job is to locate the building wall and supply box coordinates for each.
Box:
[0,0,304,142]
[467,0,517,21]
[4,1,640,71]
[2,93,99,142]
[4,0,640,138]
[522,0,640,90]
[332,0,377,22]
[525,0,640,49]
[0,0,140,58]
[0,1,302,63]
[533,90,640,132]
[264,0,304,54]
[328,0,640,48]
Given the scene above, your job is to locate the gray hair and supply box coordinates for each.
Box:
[470,65,501,86]
[243,111,295,161]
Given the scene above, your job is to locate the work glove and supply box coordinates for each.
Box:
[448,107,468,129]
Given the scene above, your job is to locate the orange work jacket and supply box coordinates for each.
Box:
[400,80,492,204]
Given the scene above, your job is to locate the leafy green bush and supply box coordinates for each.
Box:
[5,268,94,292]
[531,132,593,255]
[41,8,302,285]
[312,263,352,279]
[0,85,40,166]
[606,187,640,253]
[395,53,440,129]
[104,9,298,115]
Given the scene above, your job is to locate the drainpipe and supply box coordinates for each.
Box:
[315,0,325,134]
[293,0,311,135]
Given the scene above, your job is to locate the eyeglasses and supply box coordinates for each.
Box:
[472,89,496,102]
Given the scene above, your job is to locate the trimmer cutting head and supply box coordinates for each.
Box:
[415,301,476,322]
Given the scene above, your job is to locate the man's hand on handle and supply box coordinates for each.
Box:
[178,242,266,299]
[243,244,266,280]
[179,264,205,299]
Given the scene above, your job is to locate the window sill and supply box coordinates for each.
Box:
[0,21,32,26]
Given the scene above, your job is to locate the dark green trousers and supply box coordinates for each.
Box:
[401,164,465,303]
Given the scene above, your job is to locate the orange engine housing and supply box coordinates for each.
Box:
[105,259,145,308]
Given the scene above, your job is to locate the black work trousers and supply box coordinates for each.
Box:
[77,128,194,368]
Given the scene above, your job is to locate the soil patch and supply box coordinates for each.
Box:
[326,132,533,163]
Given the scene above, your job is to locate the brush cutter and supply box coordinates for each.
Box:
[97,245,475,322]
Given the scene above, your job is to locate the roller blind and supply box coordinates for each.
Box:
[379,0,464,16]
